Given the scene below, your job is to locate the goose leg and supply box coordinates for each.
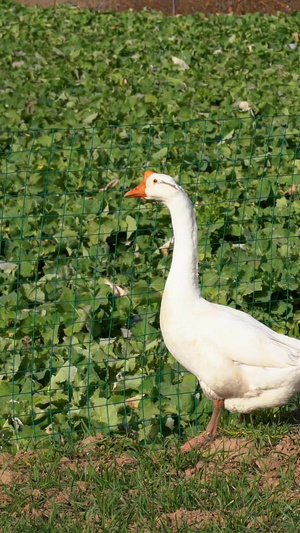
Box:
[180,399,224,453]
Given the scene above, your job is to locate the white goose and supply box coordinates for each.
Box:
[125,171,300,452]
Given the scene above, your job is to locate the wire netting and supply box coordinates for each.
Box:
[1,114,300,447]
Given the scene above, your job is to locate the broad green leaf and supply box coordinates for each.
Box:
[151,147,168,161]
[90,402,122,427]
[22,284,45,303]
[38,136,52,147]
[83,113,98,125]
[51,365,78,387]
[1,3,300,444]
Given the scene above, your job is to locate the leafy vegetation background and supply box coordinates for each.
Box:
[0,0,300,446]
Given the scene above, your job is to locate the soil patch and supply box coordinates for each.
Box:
[158,508,223,530]
[14,0,299,15]
[182,432,300,494]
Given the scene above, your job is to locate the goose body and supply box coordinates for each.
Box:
[125,171,300,449]
[161,295,300,413]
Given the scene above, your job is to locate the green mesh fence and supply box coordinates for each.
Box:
[0,114,300,447]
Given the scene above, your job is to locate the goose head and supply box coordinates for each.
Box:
[124,171,182,205]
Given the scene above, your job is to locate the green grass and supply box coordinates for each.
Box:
[1,425,300,532]
[1,0,300,452]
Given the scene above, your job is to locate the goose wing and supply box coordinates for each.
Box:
[203,302,300,369]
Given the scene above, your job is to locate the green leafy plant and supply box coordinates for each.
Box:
[0,0,300,446]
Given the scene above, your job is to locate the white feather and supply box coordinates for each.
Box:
[142,173,300,414]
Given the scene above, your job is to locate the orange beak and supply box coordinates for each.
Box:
[124,170,154,199]
[124,182,146,198]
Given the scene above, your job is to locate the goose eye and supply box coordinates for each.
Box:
[153,179,158,184]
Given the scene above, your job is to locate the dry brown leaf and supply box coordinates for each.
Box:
[159,237,174,256]
[121,328,132,338]
[26,100,37,114]
[279,184,298,196]
[293,32,299,43]
[99,178,119,192]
[104,279,127,297]
[234,100,251,112]
[0,261,18,272]
[45,423,54,435]
[125,394,143,409]
[12,61,24,68]
[171,56,189,70]
[232,243,246,250]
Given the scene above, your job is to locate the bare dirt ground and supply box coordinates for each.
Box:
[13,0,300,14]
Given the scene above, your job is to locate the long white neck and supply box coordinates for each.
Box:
[164,190,201,302]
